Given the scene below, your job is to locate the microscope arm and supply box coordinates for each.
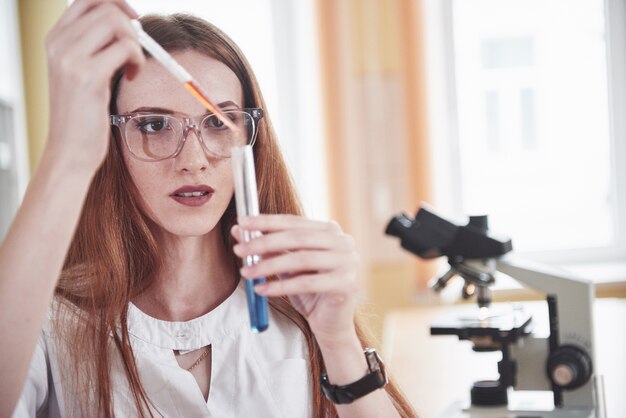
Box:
[496,256,596,409]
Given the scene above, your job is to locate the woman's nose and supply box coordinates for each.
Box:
[174,128,210,172]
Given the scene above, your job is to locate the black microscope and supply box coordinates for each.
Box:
[386,206,598,417]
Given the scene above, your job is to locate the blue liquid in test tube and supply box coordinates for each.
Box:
[232,145,269,332]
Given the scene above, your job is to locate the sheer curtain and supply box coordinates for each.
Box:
[316,0,436,336]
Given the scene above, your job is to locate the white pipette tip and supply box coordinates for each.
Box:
[130,19,142,32]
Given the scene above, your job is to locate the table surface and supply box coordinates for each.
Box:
[382,298,626,418]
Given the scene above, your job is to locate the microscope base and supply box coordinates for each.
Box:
[440,401,595,418]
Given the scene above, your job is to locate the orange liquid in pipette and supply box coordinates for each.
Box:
[184,80,239,133]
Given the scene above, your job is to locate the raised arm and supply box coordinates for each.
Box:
[0,0,144,414]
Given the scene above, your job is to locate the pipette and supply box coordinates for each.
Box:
[130,20,239,133]
[232,145,269,333]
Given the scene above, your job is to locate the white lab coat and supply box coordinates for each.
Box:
[12,280,312,418]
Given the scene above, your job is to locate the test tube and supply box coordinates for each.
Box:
[232,145,269,333]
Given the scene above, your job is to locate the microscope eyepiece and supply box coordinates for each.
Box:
[385,207,513,260]
[385,213,414,238]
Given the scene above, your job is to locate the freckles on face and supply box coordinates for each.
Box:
[114,50,245,237]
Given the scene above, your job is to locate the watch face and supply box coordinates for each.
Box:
[365,348,385,374]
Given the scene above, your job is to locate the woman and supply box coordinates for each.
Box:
[0,1,417,417]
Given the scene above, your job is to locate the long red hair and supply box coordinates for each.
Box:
[54,14,417,418]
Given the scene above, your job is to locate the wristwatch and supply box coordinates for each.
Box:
[320,347,388,404]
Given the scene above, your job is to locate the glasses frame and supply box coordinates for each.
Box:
[110,108,264,162]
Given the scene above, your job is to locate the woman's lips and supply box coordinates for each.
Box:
[170,185,214,207]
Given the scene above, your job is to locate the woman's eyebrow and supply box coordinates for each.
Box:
[127,101,241,115]
[128,106,174,114]
[199,101,241,117]
[216,100,240,109]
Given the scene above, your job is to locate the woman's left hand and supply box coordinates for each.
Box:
[231,214,360,345]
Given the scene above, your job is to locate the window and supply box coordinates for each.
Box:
[0,101,17,240]
[425,0,626,264]
[0,0,29,240]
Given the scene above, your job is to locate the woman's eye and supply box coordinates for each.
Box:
[205,112,240,130]
[138,118,169,133]
[205,115,225,129]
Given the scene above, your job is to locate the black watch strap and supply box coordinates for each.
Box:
[320,348,388,404]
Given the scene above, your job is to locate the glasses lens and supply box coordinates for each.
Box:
[125,115,182,160]
[200,111,255,158]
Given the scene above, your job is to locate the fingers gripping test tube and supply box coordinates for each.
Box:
[231,145,269,333]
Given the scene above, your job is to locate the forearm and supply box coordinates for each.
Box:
[318,332,400,418]
[0,147,95,416]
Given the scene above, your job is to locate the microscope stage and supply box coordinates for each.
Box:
[430,305,533,344]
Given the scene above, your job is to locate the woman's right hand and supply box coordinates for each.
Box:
[45,0,145,172]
